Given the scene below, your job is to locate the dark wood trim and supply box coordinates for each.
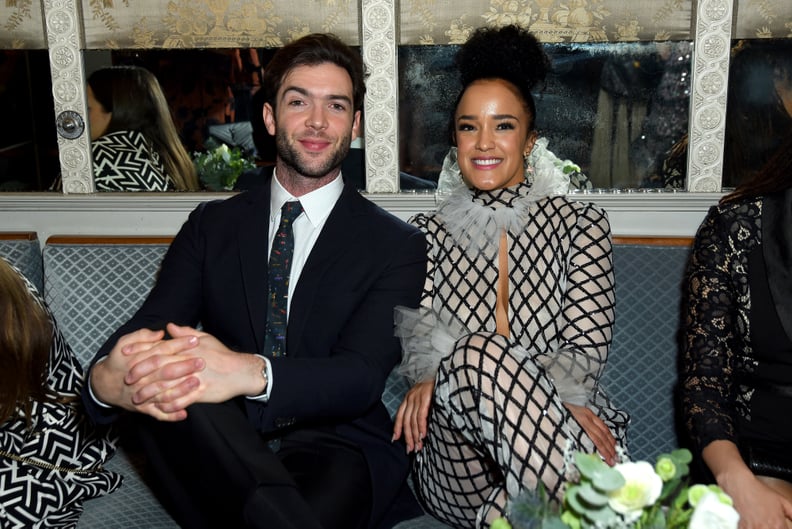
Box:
[613,236,693,247]
[0,232,38,241]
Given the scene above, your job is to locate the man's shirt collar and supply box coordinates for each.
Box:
[270,169,344,227]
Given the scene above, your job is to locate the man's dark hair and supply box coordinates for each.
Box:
[262,33,367,113]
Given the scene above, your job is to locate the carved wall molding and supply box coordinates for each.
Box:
[686,0,733,192]
[361,0,400,192]
[44,0,93,194]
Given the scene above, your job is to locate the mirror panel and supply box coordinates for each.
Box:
[1,2,59,191]
[0,50,59,191]
[85,48,276,155]
[399,41,693,190]
[721,37,792,190]
[9,0,789,194]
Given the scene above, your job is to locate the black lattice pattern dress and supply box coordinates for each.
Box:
[397,182,628,528]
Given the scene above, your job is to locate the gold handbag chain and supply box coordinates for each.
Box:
[0,448,104,475]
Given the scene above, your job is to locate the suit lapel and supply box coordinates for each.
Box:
[237,186,273,353]
[286,185,366,356]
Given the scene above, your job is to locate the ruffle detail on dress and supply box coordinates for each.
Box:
[394,305,469,384]
[436,137,582,196]
[532,349,591,406]
[435,188,534,259]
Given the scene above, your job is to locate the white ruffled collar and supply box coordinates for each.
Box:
[435,137,579,259]
[436,136,579,196]
[436,181,545,259]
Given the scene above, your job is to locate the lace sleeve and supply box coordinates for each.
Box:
[533,204,615,406]
[681,205,747,450]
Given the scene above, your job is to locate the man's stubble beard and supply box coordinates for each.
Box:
[275,127,352,179]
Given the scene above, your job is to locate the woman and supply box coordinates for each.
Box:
[87,65,200,191]
[682,131,792,528]
[392,25,627,528]
[0,258,121,527]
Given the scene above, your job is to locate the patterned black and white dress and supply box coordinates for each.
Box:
[395,181,628,528]
[92,130,173,191]
[0,262,122,528]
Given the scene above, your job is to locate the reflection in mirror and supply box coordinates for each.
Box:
[85,65,201,192]
[722,38,792,190]
[399,41,693,191]
[85,49,262,191]
[0,50,59,192]
[82,48,436,192]
[657,38,792,192]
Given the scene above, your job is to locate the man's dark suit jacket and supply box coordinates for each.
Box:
[82,177,428,526]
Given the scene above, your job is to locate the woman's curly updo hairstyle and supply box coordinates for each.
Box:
[453,25,550,132]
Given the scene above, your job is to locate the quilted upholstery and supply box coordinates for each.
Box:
[39,242,176,529]
[604,243,691,461]
[0,234,43,292]
[43,243,169,367]
[38,239,690,529]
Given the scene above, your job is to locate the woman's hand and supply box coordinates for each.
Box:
[704,440,792,528]
[720,471,792,529]
[393,379,435,453]
[564,402,617,465]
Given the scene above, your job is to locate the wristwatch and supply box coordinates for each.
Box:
[260,363,269,401]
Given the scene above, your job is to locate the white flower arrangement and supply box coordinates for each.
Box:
[490,449,739,529]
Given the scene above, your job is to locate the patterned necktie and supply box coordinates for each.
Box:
[264,200,303,357]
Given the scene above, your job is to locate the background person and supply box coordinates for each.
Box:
[681,131,792,529]
[87,65,200,191]
[0,257,121,527]
[392,25,628,528]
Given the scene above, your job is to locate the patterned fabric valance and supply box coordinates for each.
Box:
[79,0,361,49]
[2,0,791,49]
[1,0,46,49]
[400,0,694,44]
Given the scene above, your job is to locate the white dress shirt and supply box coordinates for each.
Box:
[267,170,344,316]
[251,170,344,402]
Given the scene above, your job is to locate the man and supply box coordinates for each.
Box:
[82,33,427,529]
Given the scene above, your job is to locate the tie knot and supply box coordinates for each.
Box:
[281,201,303,222]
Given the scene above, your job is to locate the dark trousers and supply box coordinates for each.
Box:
[133,400,372,529]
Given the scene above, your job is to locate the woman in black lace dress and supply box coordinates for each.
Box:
[682,131,792,529]
[391,25,628,528]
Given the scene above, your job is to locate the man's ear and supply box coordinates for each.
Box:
[263,102,276,136]
[351,110,362,142]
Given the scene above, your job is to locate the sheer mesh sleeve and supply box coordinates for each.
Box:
[533,204,615,405]
[394,213,453,383]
